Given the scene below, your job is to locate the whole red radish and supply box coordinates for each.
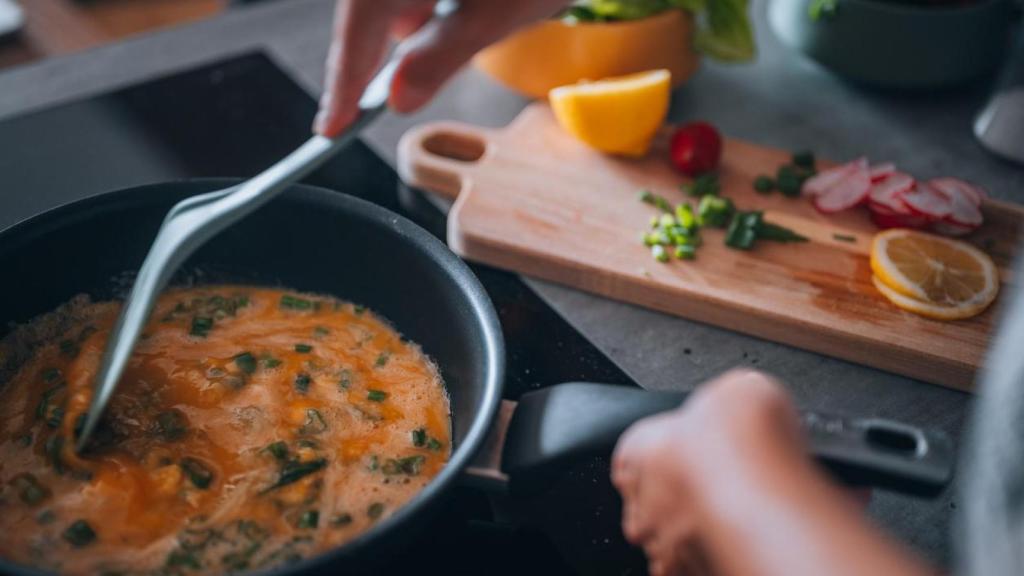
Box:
[670,122,722,177]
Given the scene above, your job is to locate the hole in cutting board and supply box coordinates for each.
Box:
[422,131,485,163]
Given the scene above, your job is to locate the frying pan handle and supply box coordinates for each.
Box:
[500,383,953,497]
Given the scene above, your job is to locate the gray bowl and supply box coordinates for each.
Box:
[769,0,1014,89]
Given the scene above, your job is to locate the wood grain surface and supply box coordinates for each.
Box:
[398,103,1024,392]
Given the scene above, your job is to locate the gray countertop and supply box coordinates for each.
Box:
[3,0,1021,567]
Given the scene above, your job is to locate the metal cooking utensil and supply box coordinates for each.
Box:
[76,0,458,451]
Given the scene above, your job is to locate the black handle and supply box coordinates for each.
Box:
[501,383,953,497]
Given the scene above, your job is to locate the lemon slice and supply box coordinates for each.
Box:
[549,69,671,157]
[871,276,994,320]
[869,229,998,320]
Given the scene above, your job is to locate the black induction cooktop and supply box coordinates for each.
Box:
[0,51,645,575]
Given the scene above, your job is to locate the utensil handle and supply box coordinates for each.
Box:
[500,383,953,497]
[191,0,459,230]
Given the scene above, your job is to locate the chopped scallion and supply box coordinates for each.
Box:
[753,175,775,194]
[280,295,314,310]
[233,352,257,374]
[180,458,214,489]
[190,316,214,337]
[411,428,427,447]
[367,503,385,520]
[296,510,319,529]
[294,373,312,393]
[651,244,669,263]
[264,441,289,460]
[63,519,96,547]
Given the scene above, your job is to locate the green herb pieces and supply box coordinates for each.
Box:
[651,244,669,263]
[412,428,445,451]
[45,435,65,475]
[753,175,775,194]
[59,339,78,357]
[726,211,808,250]
[294,373,312,394]
[367,390,388,402]
[280,294,315,310]
[166,548,201,570]
[697,195,734,228]
[833,233,857,243]
[265,459,327,492]
[353,304,366,316]
[643,229,671,247]
[674,245,697,260]
[296,510,319,529]
[338,369,352,390]
[156,409,189,441]
[411,428,427,448]
[180,458,214,489]
[776,165,804,198]
[367,502,385,520]
[382,455,426,476]
[13,474,50,506]
[640,196,704,262]
[37,385,66,429]
[330,513,353,527]
[682,173,721,197]
[725,212,759,250]
[190,316,214,338]
[367,455,380,471]
[294,343,313,354]
[374,351,391,368]
[261,354,282,369]
[792,150,815,169]
[265,441,289,461]
[299,409,328,435]
[675,203,697,231]
[63,519,96,547]
[313,326,330,338]
[639,190,672,213]
[758,221,809,243]
[233,352,257,375]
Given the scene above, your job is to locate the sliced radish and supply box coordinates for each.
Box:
[813,160,871,213]
[869,162,897,183]
[901,182,951,220]
[930,219,977,237]
[930,177,986,207]
[802,157,867,196]
[929,178,985,227]
[868,172,914,213]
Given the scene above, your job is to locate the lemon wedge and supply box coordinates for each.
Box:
[549,69,671,157]
[869,228,998,320]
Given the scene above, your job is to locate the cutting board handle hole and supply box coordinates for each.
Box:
[422,132,485,163]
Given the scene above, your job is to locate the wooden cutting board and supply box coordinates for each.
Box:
[397,103,1023,392]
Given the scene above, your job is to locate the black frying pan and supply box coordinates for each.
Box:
[0,181,953,575]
